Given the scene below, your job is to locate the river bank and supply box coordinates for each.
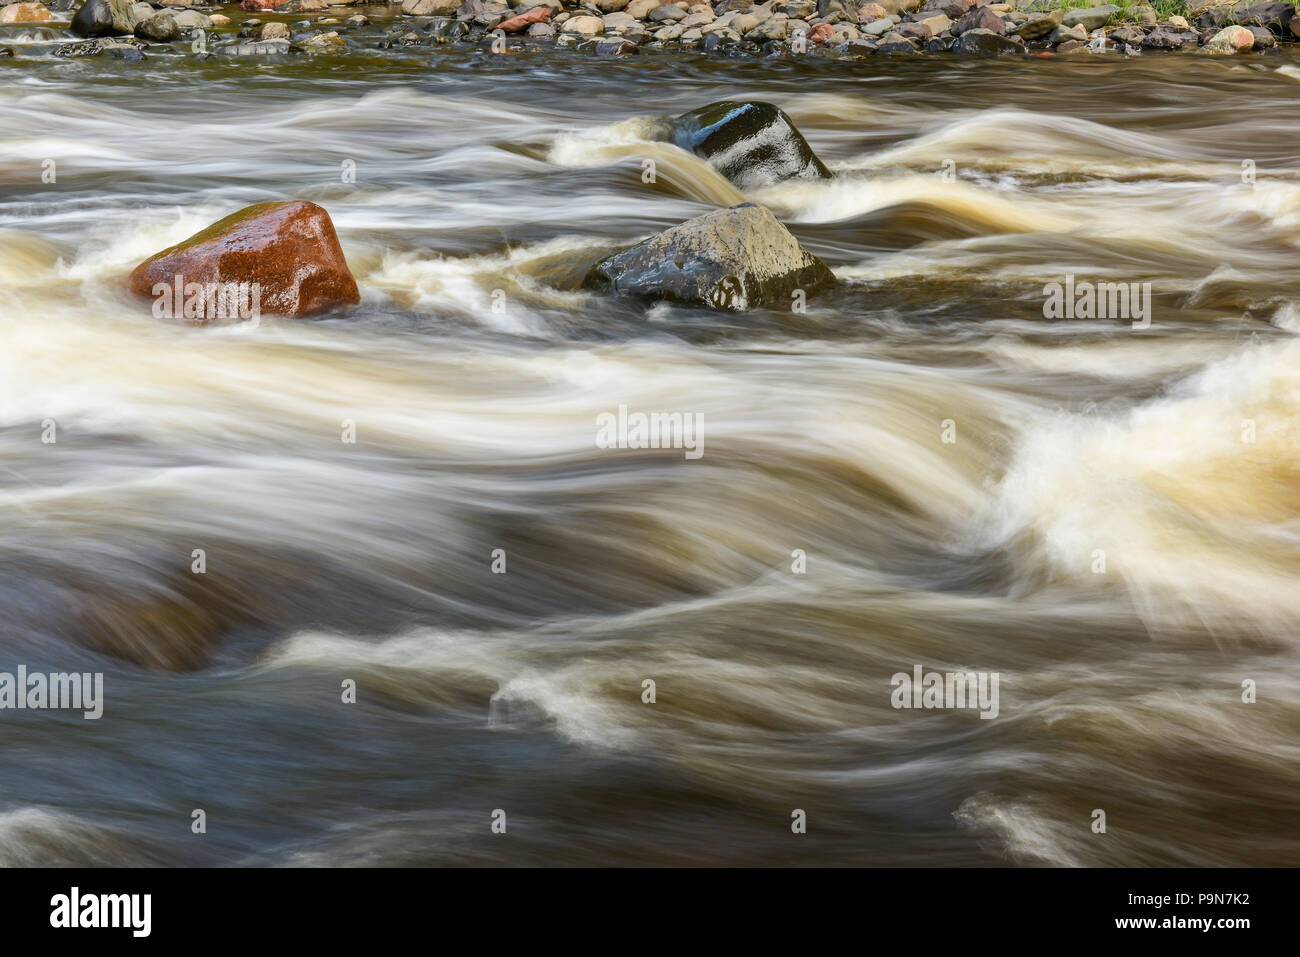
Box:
[1,0,1299,61]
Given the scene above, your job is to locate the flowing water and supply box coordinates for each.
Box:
[1,32,1299,866]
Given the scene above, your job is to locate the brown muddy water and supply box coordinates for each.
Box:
[1,42,1299,865]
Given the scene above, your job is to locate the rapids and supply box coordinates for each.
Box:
[1,46,1298,865]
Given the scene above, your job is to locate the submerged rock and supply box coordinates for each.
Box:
[584,203,835,312]
[228,37,291,54]
[54,35,143,56]
[669,100,831,190]
[128,201,360,320]
[586,36,639,52]
[301,30,347,52]
[70,0,138,37]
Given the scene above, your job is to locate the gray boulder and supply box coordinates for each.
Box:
[1062,4,1119,30]
[135,12,181,41]
[668,100,831,190]
[70,0,139,37]
[584,203,835,312]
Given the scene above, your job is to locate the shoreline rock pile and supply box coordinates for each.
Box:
[1,0,1297,58]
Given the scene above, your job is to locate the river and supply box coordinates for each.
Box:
[1,28,1298,865]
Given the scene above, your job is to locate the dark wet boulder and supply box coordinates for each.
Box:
[70,0,138,36]
[108,41,144,59]
[1237,1,1295,34]
[135,12,180,41]
[1062,3,1118,29]
[583,203,835,312]
[668,100,831,191]
[952,27,1025,53]
[128,201,360,320]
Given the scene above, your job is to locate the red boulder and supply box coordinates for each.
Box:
[128,201,360,321]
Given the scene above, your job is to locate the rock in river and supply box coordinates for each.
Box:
[669,100,831,190]
[1201,23,1256,53]
[952,27,1025,53]
[128,201,360,320]
[70,0,138,37]
[134,12,180,41]
[1013,8,1063,40]
[584,203,835,312]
